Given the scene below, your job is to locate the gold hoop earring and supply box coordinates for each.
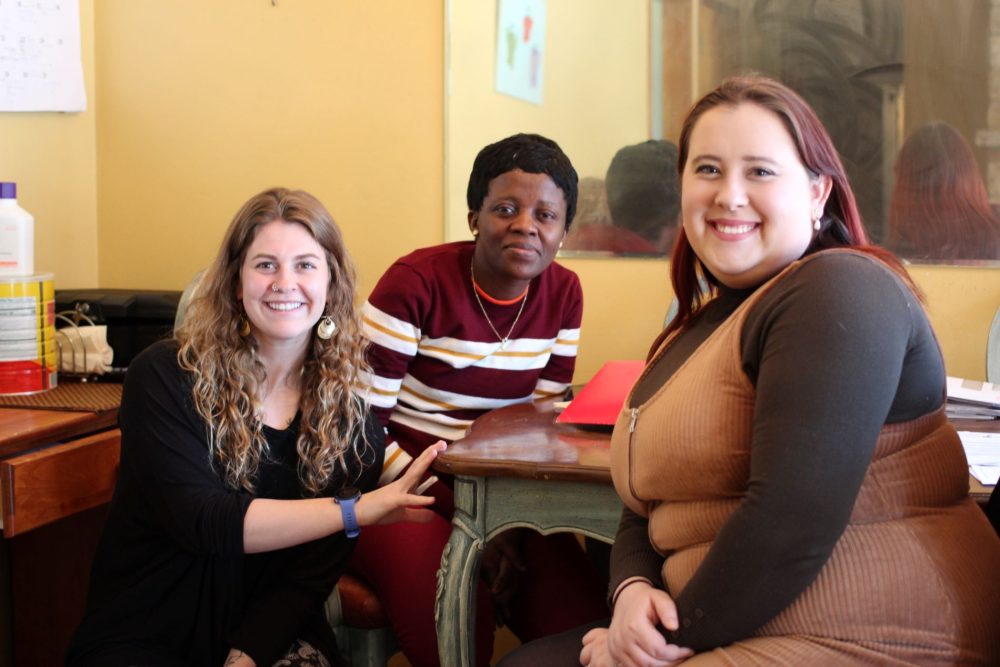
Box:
[238,315,251,337]
[317,316,337,340]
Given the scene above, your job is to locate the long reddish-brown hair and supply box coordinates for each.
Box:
[888,122,1000,260]
[657,75,915,354]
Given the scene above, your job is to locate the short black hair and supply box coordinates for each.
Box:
[605,139,680,242]
[466,133,579,229]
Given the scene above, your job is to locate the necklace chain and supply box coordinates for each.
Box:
[470,261,529,350]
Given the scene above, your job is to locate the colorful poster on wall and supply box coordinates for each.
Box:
[494,0,546,105]
[0,0,86,112]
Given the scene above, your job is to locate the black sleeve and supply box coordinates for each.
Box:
[666,254,926,650]
[119,341,251,556]
[608,506,666,604]
[230,414,386,665]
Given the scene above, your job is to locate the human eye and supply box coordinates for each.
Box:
[693,163,720,176]
[297,260,318,270]
[493,203,516,216]
[748,166,775,178]
[254,260,277,271]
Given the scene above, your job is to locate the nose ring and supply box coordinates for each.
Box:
[271,282,280,292]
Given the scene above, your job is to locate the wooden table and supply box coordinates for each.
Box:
[0,391,121,667]
[432,403,998,667]
[431,400,620,667]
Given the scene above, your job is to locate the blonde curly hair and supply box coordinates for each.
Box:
[175,187,371,495]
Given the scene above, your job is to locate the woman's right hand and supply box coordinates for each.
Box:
[606,581,693,666]
[354,441,447,527]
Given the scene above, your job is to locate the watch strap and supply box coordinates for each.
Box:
[335,494,361,538]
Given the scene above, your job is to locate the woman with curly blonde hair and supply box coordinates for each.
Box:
[69,188,446,667]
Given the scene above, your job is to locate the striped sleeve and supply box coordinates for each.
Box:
[534,272,583,400]
[359,262,429,427]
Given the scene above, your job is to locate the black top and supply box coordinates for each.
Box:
[67,340,384,667]
[610,252,945,651]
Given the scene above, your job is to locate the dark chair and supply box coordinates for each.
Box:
[325,573,398,667]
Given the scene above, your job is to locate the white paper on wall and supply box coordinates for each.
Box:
[494,0,546,105]
[0,0,86,112]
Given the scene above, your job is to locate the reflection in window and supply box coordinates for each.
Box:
[654,0,1000,262]
[888,122,1000,260]
[563,140,680,257]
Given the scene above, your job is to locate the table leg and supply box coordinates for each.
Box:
[435,476,484,667]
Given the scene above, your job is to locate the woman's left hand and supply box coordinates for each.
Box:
[580,627,688,667]
[355,441,447,527]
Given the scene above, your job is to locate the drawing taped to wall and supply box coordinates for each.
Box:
[494,0,546,105]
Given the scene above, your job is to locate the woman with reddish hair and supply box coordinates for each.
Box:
[888,121,1000,260]
[501,77,1000,666]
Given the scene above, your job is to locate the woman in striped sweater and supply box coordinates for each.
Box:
[350,134,608,667]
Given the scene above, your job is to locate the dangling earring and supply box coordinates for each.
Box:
[812,212,822,231]
[471,229,479,239]
[317,316,337,340]
[238,314,251,337]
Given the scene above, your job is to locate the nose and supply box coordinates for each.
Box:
[509,209,538,235]
[271,267,297,293]
[714,175,748,211]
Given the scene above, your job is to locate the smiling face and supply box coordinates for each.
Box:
[237,219,331,351]
[468,169,568,299]
[681,102,831,289]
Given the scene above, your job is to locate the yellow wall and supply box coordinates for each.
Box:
[565,256,672,381]
[911,264,1000,380]
[0,0,97,287]
[4,1,998,382]
[93,1,443,297]
[445,0,649,240]
[565,258,1000,383]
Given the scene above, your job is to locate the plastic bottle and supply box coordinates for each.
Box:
[0,182,35,276]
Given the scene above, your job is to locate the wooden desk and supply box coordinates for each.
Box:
[0,388,121,667]
[432,401,619,667]
[432,403,998,667]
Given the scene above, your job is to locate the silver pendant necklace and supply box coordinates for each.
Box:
[470,260,529,350]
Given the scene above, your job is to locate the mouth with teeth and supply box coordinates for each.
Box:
[265,301,305,312]
[710,220,759,237]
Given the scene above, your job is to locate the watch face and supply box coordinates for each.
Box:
[336,486,360,502]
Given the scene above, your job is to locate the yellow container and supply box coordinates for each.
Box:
[0,273,57,394]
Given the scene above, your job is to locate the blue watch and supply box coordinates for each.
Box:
[334,486,361,538]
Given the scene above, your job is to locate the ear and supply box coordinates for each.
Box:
[467,210,479,235]
[810,174,833,215]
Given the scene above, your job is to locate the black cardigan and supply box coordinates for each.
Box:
[67,340,384,666]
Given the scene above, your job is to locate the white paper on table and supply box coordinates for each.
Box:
[958,431,1000,486]
[970,465,1000,485]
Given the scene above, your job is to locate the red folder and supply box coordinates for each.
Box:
[556,360,645,426]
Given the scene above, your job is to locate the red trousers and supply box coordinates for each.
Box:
[349,511,608,667]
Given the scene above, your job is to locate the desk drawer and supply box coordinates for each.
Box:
[1,429,120,537]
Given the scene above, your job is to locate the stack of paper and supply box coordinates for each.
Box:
[958,431,1000,485]
[946,376,1000,420]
